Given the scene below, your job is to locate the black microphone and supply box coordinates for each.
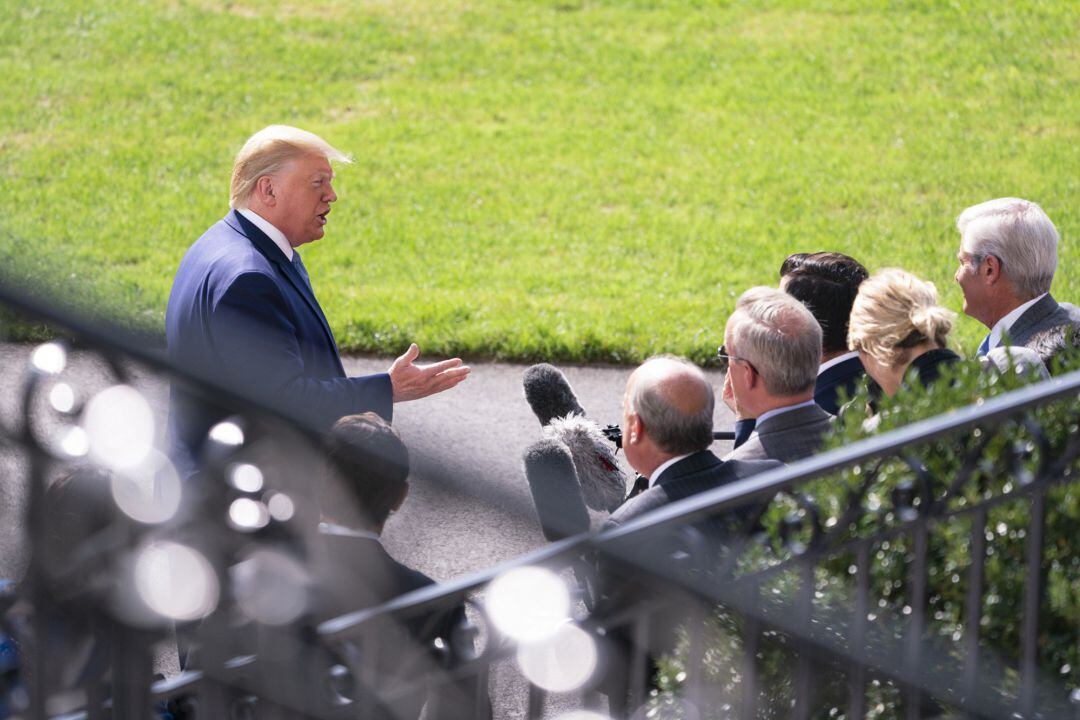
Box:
[523,438,591,541]
[522,363,585,426]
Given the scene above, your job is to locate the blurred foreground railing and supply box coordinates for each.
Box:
[2,279,1080,719]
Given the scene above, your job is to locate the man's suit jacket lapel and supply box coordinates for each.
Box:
[227,212,344,371]
[1008,294,1060,346]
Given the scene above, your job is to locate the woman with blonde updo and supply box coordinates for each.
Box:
[847,268,960,398]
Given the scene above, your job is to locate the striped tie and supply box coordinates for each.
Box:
[977,334,991,357]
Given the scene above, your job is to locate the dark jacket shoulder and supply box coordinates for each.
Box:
[605,451,780,529]
[814,355,865,415]
[905,347,961,390]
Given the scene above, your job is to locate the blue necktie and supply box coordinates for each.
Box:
[292,252,313,293]
[977,334,991,357]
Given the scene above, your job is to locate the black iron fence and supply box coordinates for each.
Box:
[2,281,1079,719]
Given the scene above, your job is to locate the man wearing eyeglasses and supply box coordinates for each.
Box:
[720,287,833,464]
[954,198,1080,371]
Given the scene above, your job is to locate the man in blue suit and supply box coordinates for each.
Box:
[167,125,469,472]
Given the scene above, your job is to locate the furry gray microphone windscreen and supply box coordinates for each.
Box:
[522,363,585,426]
[521,364,628,537]
[523,438,591,540]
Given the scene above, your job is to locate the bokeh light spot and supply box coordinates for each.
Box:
[31,343,66,374]
[516,623,598,693]
[111,451,182,524]
[49,383,76,413]
[134,541,219,621]
[267,493,295,522]
[229,498,269,531]
[485,566,570,643]
[83,385,155,469]
[229,463,264,493]
[231,550,309,625]
[209,421,244,447]
[60,426,90,457]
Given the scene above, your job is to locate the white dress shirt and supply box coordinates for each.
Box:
[237,207,294,261]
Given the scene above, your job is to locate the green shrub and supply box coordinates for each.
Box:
[655,349,1080,717]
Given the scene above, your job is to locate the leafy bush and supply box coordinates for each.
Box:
[654,349,1080,718]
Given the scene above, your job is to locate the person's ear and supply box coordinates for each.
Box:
[255,175,276,206]
[626,413,643,445]
[984,255,1002,284]
[740,360,758,390]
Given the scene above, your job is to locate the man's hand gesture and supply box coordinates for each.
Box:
[388,343,470,402]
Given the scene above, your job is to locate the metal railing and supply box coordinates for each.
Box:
[2,278,1080,719]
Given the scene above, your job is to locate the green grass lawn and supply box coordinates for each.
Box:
[1,0,1077,365]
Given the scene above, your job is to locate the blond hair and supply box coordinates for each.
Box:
[229,125,352,209]
[848,269,955,367]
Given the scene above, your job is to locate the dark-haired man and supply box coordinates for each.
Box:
[780,252,869,412]
[311,413,488,720]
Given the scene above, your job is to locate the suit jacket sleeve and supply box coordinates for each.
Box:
[212,272,393,428]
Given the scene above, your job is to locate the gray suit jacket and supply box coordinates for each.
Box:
[1005,294,1080,370]
[723,402,833,464]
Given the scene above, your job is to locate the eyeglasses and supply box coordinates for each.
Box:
[716,345,757,375]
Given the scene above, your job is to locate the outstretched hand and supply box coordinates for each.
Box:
[388,343,470,402]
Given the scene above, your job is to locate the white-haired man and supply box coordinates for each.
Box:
[721,287,832,463]
[166,125,469,472]
[955,197,1080,370]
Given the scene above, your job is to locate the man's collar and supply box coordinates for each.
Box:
[755,399,818,427]
[236,207,294,261]
[818,351,860,375]
[989,293,1048,350]
[648,453,692,488]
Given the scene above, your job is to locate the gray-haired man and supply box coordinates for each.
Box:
[954,197,1080,370]
[721,287,832,463]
